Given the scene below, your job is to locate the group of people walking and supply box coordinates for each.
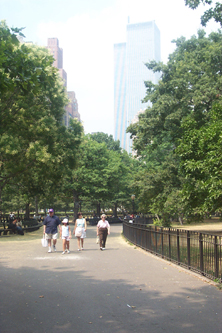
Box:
[43,210,110,253]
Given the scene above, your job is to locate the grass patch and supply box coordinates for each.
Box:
[0,226,43,242]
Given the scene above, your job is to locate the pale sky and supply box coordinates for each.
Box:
[1,0,220,135]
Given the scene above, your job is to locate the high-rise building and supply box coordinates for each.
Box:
[66,91,80,126]
[47,38,80,127]
[114,43,127,151]
[47,38,63,69]
[114,20,161,152]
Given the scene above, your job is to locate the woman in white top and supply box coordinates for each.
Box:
[73,212,87,251]
[97,214,110,251]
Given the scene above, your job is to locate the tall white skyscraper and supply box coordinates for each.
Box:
[114,21,161,152]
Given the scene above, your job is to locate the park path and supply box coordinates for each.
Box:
[0,224,221,333]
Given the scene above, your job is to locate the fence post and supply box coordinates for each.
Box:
[161,227,164,258]
[214,236,219,279]
[199,233,204,274]
[187,231,191,269]
[148,226,151,250]
[168,228,171,260]
[177,229,180,264]
[155,226,158,253]
[145,226,148,250]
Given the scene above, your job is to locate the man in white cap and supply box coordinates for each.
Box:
[43,209,61,253]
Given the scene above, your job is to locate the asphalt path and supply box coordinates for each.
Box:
[0,224,221,333]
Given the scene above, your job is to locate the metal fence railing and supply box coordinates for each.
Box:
[123,222,222,281]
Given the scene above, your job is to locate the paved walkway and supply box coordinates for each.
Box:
[0,224,221,333]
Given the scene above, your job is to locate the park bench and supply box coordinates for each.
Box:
[0,220,42,236]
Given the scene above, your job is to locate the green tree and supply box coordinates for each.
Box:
[0,22,83,213]
[60,134,134,219]
[185,0,222,27]
[177,102,222,215]
[128,30,222,154]
[88,133,134,215]
[127,30,222,223]
[89,132,121,152]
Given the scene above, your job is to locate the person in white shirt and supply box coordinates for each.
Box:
[97,214,110,251]
[60,218,71,254]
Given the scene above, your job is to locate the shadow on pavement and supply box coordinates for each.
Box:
[0,258,221,333]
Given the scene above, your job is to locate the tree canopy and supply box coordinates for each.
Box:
[59,134,135,218]
[0,22,83,213]
[127,30,222,223]
[185,0,222,27]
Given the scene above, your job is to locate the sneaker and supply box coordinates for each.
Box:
[67,250,70,254]
[62,251,65,255]
[102,248,105,250]
[48,248,52,253]
[53,245,56,252]
[78,249,81,251]
[100,247,103,251]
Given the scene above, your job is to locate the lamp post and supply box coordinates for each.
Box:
[131,194,135,217]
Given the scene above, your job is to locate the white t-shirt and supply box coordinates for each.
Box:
[97,220,110,229]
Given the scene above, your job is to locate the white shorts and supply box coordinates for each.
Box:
[45,233,58,240]
[62,236,70,241]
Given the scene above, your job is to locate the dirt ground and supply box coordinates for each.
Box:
[173,219,222,235]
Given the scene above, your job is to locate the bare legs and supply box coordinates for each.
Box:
[77,237,84,250]
[63,239,69,252]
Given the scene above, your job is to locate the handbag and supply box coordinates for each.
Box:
[96,235,99,244]
[41,235,48,247]
[75,227,82,237]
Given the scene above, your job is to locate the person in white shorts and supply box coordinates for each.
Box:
[60,218,71,254]
[43,209,61,253]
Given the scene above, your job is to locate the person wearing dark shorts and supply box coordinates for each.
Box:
[43,209,61,253]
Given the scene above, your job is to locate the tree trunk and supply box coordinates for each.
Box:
[73,190,79,221]
[114,202,118,217]
[25,203,30,219]
[35,196,38,215]
[0,185,2,214]
[179,216,183,225]
[97,202,100,217]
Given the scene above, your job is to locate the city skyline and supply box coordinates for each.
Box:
[1,0,220,137]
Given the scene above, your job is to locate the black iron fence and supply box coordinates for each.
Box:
[123,222,222,281]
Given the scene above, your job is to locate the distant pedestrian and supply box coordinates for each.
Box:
[43,209,61,253]
[97,214,110,251]
[60,218,71,254]
[73,212,87,251]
